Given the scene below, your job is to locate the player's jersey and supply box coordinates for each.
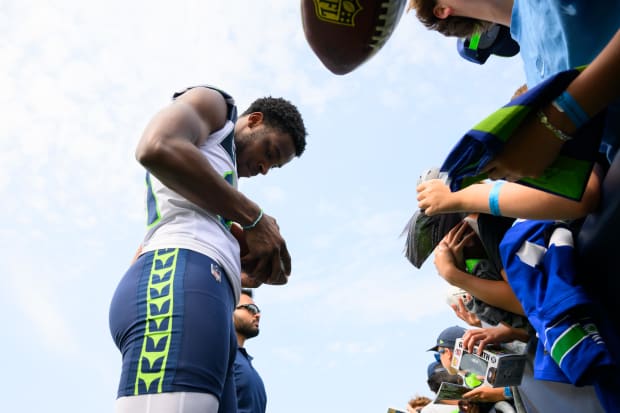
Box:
[140,85,242,301]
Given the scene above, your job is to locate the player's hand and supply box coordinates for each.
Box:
[416,178,457,215]
[242,213,291,286]
[482,112,564,181]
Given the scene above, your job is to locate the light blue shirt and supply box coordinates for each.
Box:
[511,0,620,161]
[511,0,620,87]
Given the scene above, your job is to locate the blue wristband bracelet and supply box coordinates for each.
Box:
[489,181,505,216]
[552,91,589,129]
[242,209,263,230]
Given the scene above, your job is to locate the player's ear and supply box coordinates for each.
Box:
[247,112,264,128]
[433,5,452,19]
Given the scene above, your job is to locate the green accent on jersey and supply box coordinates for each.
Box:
[472,105,529,143]
[465,258,481,274]
[134,248,178,394]
[146,173,162,229]
[550,323,588,367]
[218,171,235,229]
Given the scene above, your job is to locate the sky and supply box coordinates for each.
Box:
[1,1,525,412]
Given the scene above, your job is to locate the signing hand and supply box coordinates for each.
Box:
[242,212,291,286]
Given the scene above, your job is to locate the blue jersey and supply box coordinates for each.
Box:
[499,219,613,385]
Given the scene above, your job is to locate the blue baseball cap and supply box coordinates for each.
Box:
[427,325,466,351]
[427,360,446,378]
[457,24,520,65]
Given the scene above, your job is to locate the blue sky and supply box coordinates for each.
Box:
[1,1,525,412]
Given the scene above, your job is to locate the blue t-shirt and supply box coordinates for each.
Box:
[511,0,620,160]
[511,0,620,86]
[234,347,267,413]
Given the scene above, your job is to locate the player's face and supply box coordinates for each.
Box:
[236,126,296,178]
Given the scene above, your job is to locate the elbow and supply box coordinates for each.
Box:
[569,185,601,219]
[135,133,168,169]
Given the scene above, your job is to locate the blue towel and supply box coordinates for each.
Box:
[440,68,604,201]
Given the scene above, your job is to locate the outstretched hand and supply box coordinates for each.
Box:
[416,178,458,215]
[434,221,476,276]
[451,297,482,328]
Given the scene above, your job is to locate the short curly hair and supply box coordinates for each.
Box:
[242,97,307,157]
[407,0,492,38]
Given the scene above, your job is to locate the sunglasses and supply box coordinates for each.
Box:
[236,303,261,315]
[437,347,448,355]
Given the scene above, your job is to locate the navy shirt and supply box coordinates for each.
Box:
[234,347,267,413]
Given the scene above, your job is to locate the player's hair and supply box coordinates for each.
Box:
[241,288,253,298]
[407,0,492,38]
[242,97,307,157]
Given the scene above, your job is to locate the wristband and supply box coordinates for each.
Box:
[552,91,589,129]
[536,110,573,142]
[489,181,505,216]
[504,386,513,399]
[242,209,263,230]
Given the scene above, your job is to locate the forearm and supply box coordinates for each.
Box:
[445,268,525,315]
[480,178,599,220]
[545,29,620,134]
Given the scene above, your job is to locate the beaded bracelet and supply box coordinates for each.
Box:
[242,209,264,230]
[536,110,573,142]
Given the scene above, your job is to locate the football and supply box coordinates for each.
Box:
[301,0,407,75]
